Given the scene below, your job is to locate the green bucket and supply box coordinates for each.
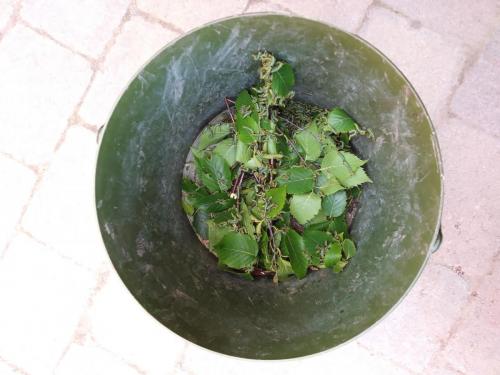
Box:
[95,14,443,359]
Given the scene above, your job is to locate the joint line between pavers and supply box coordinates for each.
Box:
[131,5,185,34]
[53,270,111,372]
[0,354,31,375]
[353,0,376,34]
[0,0,22,44]
[18,19,96,65]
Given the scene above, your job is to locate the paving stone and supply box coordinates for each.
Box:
[181,340,408,375]
[425,357,472,375]
[269,0,372,32]
[0,0,15,31]
[358,261,470,373]
[442,258,500,375]
[79,15,179,126]
[85,271,185,375]
[0,361,18,375]
[450,30,500,138]
[0,234,96,375]
[0,156,36,253]
[245,0,292,14]
[136,0,247,31]
[22,126,108,270]
[20,0,129,58]
[359,6,467,123]
[434,118,500,279]
[0,25,92,165]
[380,0,500,48]
[482,28,500,66]
[55,342,140,375]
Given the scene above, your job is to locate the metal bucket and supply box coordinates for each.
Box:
[95,14,443,359]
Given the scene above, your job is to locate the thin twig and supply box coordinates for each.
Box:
[224,97,235,123]
[269,159,274,183]
[230,171,245,203]
[267,221,277,268]
[290,217,304,234]
[278,115,304,131]
[236,172,244,198]
[282,133,306,163]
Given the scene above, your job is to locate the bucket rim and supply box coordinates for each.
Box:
[93,12,445,361]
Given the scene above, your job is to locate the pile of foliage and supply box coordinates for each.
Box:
[182,51,371,282]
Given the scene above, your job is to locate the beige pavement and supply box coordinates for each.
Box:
[0,1,499,374]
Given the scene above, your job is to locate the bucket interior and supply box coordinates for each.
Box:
[95,14,442,359]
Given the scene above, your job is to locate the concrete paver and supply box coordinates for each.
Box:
[359,5,467,123]
[21,0,130,59]
[0,234,96,375]
[451,29,500,138]
[22,127,108,270]
[79,15,179,126]
[0,24,92,165]
[0,156,36,253]
[136,0,247,31]
[380,0,500,48]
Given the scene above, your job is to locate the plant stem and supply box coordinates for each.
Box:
[282,133,305,163]
[267,221,277,267]
[224,97,235,123]
[290,217,304,234]
[278,115,304,131]
[230,171,245,203]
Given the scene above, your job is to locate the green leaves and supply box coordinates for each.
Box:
[213,138,236,166]
[283,230,308,279]
[340,151,366,170]
[320,148,370,188]
[330,215,348,235]
[192,151,232,192]
[214,233,258,269]
[317,174,345,195]
[208,221,231,250]
[206,154,232,191]
[236,89,259,123]
[182,178,198,193]
[235,89,261,144]
[182,51,369,281]
[190,191,235,213]
[235,140,251,163]
[181,196,194,216]
[343,239,356,259]
[245,156,263,169]
[322,191,347,218]
[276,257,294,280]
[192,209,209,240]
[294,123,321,161]
[236,114,260,144]
[266,135,277,154]
[303,230,333,254]
[342,167,372,188]
[325,241,342,268]
[327,108,356,133]
[321,148,351,181]
[198,123,231,150]
[276,166,314,194]
[272,63,295,97]
[265,186,286,218]
[235,90,253,113]
[290,192,321,225]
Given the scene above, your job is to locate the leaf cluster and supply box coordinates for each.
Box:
[182,51,372,282]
